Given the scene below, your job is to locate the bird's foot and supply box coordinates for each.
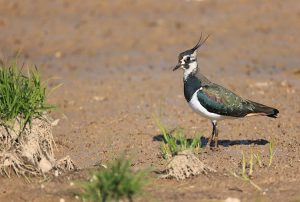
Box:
[208,141,219,151]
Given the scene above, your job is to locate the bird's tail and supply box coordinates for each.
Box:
[246,101,279,118]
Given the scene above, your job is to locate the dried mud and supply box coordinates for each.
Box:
[0,0,299,201]
[162,150,216,180]
[0,115,76,177]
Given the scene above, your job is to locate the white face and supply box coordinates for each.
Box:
[178,51,198,80]
[183,60,197,80]
[179,51,197,67]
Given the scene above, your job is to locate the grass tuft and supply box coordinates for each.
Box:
[0,60,53,130]
[268,140,274,167]
[232,150,262,191]
[241,150,255,180]
[80,157,148,202]
[153,115,201,159]
[253,152,263,168]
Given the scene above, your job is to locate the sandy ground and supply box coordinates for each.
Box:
[0,0,300,201]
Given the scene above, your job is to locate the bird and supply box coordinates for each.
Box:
[173,34,279,148]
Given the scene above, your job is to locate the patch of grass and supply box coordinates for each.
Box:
[241,150,253,180]
[232,150,262,191]
[241,150,262,191]
[153,115,201,159]
[0,60,53,129]
[233,140,276,190]
[80,157,148,202]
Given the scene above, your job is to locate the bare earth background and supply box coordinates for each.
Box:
[0,0,300,201]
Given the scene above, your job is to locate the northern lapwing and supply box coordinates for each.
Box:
[173,35,279,147]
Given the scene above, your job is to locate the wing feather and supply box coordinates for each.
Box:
[197,84,254,117]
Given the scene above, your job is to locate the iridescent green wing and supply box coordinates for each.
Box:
[197,84,255,117]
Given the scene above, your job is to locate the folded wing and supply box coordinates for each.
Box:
[197,84,278,118]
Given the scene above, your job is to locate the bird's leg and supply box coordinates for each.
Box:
[214,121,219,148]
[208,121,215,147]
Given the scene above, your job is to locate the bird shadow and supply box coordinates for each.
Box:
[199,137,269,147]
[152,134,269,147]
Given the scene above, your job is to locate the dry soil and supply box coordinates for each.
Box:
[0,0,299,201]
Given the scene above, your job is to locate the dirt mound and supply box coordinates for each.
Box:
[0,115,76,177]
[162,150,216,180]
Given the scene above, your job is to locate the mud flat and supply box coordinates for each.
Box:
[0,0,299,201]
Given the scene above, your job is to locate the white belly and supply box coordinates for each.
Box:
[188,90,227,121]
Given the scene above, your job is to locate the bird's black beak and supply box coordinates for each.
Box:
[173,64,182,71]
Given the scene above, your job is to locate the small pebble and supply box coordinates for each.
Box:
[55,51,62,58]
[225,197,241,202]
[93,96,106,101]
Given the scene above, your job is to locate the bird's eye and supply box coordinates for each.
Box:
[185,57,191,62]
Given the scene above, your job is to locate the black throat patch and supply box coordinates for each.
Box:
[184,74,202,102]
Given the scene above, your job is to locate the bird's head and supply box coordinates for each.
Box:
[173,34,209,78]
